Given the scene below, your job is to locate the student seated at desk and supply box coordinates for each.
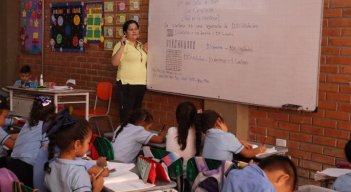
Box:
[45,114,104,192]
[0,96,17,167]
[201,110,265,161]
[331,140,351,192]
[10,96,55,191]
[166,102,202,166]
[13,65,32,88]
[222,155,298,192]
[112,109,167,163]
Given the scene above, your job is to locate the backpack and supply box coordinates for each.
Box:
[89,134,114,161]
[0,168,19,192]
[191,157,235,192]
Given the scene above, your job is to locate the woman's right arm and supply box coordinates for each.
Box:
[111,43,125,66]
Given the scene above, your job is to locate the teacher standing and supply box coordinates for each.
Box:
[112,20,148,123]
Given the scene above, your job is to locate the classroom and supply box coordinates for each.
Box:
[0,0,350,191]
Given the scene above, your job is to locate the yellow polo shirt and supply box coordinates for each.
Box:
[112,41,147,85]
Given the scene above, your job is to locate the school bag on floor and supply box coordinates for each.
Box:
[191,157,235,192]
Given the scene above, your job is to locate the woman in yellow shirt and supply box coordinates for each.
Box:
[112,20,148,122]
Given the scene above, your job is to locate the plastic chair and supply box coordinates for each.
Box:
[149,147,184,192]
[186,157,223,186]
[13,181,39,192]
[74,82,114,137]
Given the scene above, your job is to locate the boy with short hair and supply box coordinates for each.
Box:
[222,155,297,192]
[0,96,17,161]
[13,65,32,88]
[331,140,351,191]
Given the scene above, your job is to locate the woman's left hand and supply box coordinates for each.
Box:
[143,42,148,53]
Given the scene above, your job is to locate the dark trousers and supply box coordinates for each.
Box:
[116,81,146,123]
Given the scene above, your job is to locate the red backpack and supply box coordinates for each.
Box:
[88,134,100,160]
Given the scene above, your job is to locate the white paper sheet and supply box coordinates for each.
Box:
[105,179,155,192]
[317,168,351,178]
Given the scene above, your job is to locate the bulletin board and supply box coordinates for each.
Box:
[85,2,103,43]
[50,2,85,52]
[20,0,43,55]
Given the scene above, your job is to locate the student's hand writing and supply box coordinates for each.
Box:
[92,174,104,192]
[240,140,253,149]
[257,145,266,153]
[96,157,107,167]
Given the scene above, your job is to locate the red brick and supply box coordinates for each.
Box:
[257,119,278,128]
[325,111,350,120]
[337,139,348,148]
[290,132,312,142]
[328,19,351,27]
[339,104,351,112]
[278,122,300,132]
[338,121,351,130]
[301,125,324,136]
[343,9,351,17]
[321,47,340,55]
[325,128,350,139]
[268,113,289,121]
[342,28,351,36]
[324,8,343,17]
[341,47,351,55]
[323,28,341,36]
[300,159,323,171]
[326,56,351,64]
[297,168,310,178]
[331,0,351,8]
[250,110,267,119]
[250,127,266,135]
[340,85,351,93]
[301,143,324,154]
[326,92,351,102]
[313,118,337,128]
[267,129,289,139]
[290,115,312,124]
[287,140,300,149]
[289,149,311,160]
[324,147,344,158]
[313,136,337,147]
[320,66,339,74]
[340,66,351,74]
[312,153,335,165]
[319,101,337,110]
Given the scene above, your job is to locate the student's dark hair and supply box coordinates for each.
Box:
[344,140,351,162]
[0,96,9,114]
[176,102,202,156]
[122,20,139,33]
[20,65,31,74]
[29,96,56,127]
[45,113,90,173]
[113,109,153,141]
[200,110,223,133]
[259,155,298,190]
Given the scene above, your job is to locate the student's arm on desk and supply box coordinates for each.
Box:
[239,145,266,159]
[149,127,168,144]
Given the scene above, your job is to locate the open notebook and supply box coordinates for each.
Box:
[251,144,278,158]
[88,161,155,192]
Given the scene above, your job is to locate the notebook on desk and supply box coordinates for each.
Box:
[251,144,278,158]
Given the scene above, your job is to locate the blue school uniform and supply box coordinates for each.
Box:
[11,121,49,191]
[222,165,276,192]
[331,173,351,192]
[0,126,10,157]
[45,158,92,192]
[202,128,244,161]
[112,123,156,163]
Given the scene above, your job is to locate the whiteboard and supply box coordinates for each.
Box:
[147,0,323,111]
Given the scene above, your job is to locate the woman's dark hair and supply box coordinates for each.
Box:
[29,96,56,127]
[122,20,139,33]
[20,65,31,74]
[45,115,90,173]
[176,102,202,156]
[201,110,223,133]
[113,109,153,141]
[259,155,298,190]
[345,140,351,163]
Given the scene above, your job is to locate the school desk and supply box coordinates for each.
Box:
[7,86,93,120]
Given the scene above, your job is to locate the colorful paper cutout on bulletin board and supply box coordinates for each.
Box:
[116,13,126,25]
[117,1,126,11]
[104,27,114,38]
[130,14,140,22]
[130,0,140,11]
[20,0,43,54]
[85,2,103,43]
[50,2,85,52]
[104,1,114,12]
[104,39,114,50]
[104,13,114,25]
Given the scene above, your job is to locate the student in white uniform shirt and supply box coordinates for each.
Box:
[45,112,104,192]
[112,109,167,163]
[11,96,55,191]
[201,110,266,161]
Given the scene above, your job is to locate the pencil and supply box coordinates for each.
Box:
[95,167,106,179]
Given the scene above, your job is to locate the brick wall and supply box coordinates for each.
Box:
[18,0,350,185]
[250,0,351,185]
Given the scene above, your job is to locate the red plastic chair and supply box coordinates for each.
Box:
[74,82,114,136]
